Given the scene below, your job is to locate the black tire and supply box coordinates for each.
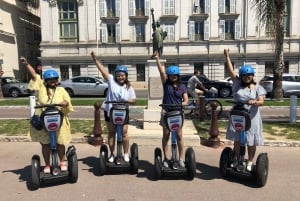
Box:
[205,100,223,117]
[185,147,196,180]
[130,143,139,174]
[9,88,21,97]
[219,87,231,98]
[68,151,78,183]
[154,147,162,180]
[65,88,74,97]
[219,147,233,178]
[31,155,41,190]
[255,153,269,187]
[99,144,108,175]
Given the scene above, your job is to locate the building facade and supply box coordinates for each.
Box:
[39,0,300,87]
[0,0,40,81]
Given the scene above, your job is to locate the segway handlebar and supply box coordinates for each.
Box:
[34,104,63,109]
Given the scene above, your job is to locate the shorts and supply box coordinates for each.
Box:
[188,88,203,99]
[104,110,129,124]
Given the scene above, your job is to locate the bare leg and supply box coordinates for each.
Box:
[41,144,51,165]
[162,127,170,160]
[233,141,240,159]
[57,144,66,162]
[247,145,256,162]
[107,121,116,155]
[122,124,129,154]
[177,128,184,160]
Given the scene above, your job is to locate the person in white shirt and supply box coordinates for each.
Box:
[91,52,136,163]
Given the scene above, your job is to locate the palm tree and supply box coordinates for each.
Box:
[251,0,286,100]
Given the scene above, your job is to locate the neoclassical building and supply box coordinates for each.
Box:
[39,0,299,87]
[0,0,40,81]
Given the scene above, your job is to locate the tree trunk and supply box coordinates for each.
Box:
[272,0,285,101]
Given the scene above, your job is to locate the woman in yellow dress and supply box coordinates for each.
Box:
[20,57,73,174]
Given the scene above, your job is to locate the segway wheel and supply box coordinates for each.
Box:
[154,147,162,180]
[130,143,139,174]
[185,147,196,180]
[219,147,233,178]
[31,155,41,190]
[99,144,108,176]
[255,153,269,187]
[68,150,78,183]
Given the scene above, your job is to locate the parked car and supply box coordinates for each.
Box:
[60,76,108,97]
[0,76,31,97]
[218,76,233,84]
[259,74,300,97]
[181,75,232,98]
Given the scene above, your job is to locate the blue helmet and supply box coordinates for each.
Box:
[43,69,59,80]
[166,65,180,76]
[114,65,128,76]
[239,65,255,77]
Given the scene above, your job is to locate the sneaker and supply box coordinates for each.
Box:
[43,165,51,174]
[179,160,185,168]
[163,160,169,168]
[246,161,253,171]
[60,162,67,171]
[124,153,130,163]
[108,154,114,163]
[230,160,238,168]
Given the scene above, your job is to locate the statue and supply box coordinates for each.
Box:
[151,8,167,58]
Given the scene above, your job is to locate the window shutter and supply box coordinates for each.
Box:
[145,0,150,16]
[189,21,195,41]
[205,0,210,14]
[100,23,107,43]
[129,0,135,16]
[116,23,120,43]
[230,0,236,13]
[204,19,209,40]
[218,0,225,14]
[235,19,240,40]
[219,20,225,40]
[99,0,106,17]
[194,0,199,7]
[116,0,120,17]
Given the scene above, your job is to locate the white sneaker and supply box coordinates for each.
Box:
[246,161,253,171]
[108,154,114,163]
[124,153,130,162]
[179,160,185,168]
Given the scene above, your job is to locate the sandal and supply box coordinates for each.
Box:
[43,165,51,174]
[60,162,68,171]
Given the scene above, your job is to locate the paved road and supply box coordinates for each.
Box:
[1,142,300,201]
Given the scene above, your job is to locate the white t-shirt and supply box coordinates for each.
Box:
[101,74,136,116]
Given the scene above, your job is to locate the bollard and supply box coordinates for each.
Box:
[207,101,220,148]
[88,102,103,146]
[290,95,297,123]
[198,96,205,121]
[29,95,36,118]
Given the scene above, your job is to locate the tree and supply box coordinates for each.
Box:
[251,0,286,100]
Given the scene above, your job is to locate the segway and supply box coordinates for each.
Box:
[98,101,139,175]
[154,104,196,180]
[219,101,268,187]
[31,104,78,189]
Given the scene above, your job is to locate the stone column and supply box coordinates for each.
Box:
[143,59,166,130]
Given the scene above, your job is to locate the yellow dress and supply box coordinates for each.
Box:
[28,76,74,145]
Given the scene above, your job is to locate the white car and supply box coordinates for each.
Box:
[60,76,108,97]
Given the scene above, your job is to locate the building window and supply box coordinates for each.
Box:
[136,23,145,42]
[189,20,209,41]
[219,19,240,40]
[58,0,78,43]
[108,64,117,74]
[219,0,236,14]
[72,65,80,77]
[60,65,69,80]
[164,23,175,41]
[163,0,175,15]
[265,61,289,74]
[129,0,149,17]
[100,23,120,43]
[135,0,145,16]
[195,21,204,41]
[193,0,205,14]
[136,64,145,81]
[107,0,116,17]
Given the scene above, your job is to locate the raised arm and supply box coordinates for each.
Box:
[224,49,237,80]
[91,51,109,80]
[20,56,37,81]
[153,52,167,84]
